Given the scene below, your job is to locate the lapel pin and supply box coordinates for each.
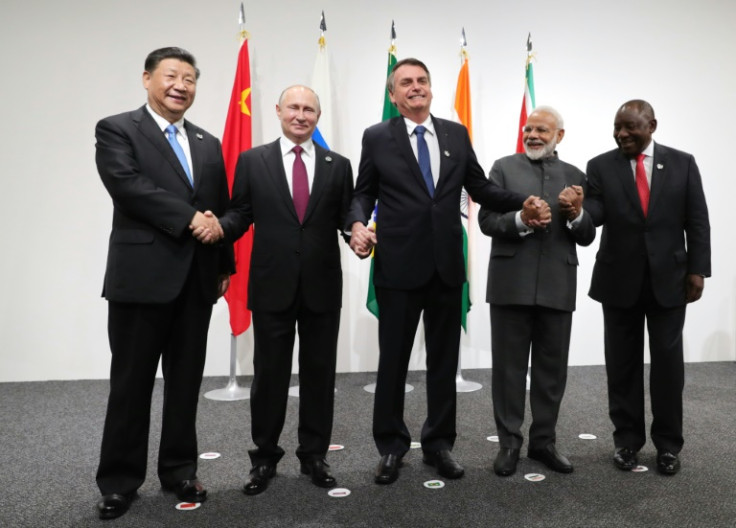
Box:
[325,156,332,162]
[196,133,203,140]
[443,150,450,157]
[657,163,664,169]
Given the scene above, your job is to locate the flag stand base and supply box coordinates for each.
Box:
[205,334,250,401]
[363,382,413,394]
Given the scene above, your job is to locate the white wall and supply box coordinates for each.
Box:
[1,0,733,382]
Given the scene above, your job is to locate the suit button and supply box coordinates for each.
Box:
[295,250,301,255]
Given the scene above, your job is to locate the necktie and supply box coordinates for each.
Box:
[414,125,435,196]
[635,153,649,217]
[165,124,192,185]
[292,145,309,222]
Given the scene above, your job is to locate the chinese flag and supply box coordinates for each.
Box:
[222,39,253,336]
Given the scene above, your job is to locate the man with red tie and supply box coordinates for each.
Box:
[585,100,711,476]
[219,85,353,495]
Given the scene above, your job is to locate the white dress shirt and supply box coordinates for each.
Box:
[404,116,440,189]
[280,137,316,196]
[146,104,194,180]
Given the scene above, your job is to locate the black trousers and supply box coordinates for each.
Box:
[248,300,340,467]
[97,269,212,495]
[490,304,572,450]
[602,272,686,454]
[373,274,462,456]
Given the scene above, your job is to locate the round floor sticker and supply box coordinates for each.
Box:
[175,502,202,511]
[423,479,445,489]
[410,441,422,449]
[199,452,221,460]
[328,444,345,451]
[487,435,499,442]
[578,434,597,440]
[632,465,649,473]
[328,488,351,498]
[524,473,546,482]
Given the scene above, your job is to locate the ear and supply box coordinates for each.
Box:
[142,71,151,90]
[556,129,565,143]
[649,119,658,133]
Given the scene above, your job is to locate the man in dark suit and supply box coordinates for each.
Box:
[479,106,595,477]
[217,85,353,495]
[95,47,232,520]
[586,99,711,475]
[347,58,550,485]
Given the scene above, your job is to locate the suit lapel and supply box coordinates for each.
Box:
[135,107,193,190]
[390,117,430,196]
[614,150,645,218]
[184,121,204,190]
[432,116,455,196]
[262,140,299,219]
[649,143,667,215]
[305,144,331,222]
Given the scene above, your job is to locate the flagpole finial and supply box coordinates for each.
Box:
[526,32,533,54]
[389,20,397,55]
[238,3,249,42]
[318,10,327,48]
[459,28,469,62]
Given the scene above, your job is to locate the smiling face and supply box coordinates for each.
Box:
[613,102,657,158]
[276,86,321,144]
[523,110,564,160]
[143,58,197,123]
[389,63,433,123]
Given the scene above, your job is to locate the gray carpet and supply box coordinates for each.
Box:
[1,363,734,527]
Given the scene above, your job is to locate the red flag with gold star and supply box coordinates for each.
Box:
[222,38,253,335]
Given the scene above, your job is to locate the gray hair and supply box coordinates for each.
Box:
[530,105,564,129]
[277,85,321,113]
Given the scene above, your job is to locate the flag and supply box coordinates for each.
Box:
[454,49,473,331]
[516,35,536,153]
[366,36,400,318]
[311,12,332,150]
[222,37,254,336]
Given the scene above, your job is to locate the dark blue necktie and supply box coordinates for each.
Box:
[414,125,434,196]
[166,124,193,185]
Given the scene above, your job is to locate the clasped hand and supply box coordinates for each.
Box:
[349,221,377,259]
[558,185,584,221]
[520,196,552,228]
[190,210,223,244]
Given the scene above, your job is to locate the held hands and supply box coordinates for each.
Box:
[349,221,377,259]
[520,196,552,228]
[558,185,584,221]
[190,210,224,244]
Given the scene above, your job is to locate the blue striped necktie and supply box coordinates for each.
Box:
[166,124,193,185]
[414,125,434,196]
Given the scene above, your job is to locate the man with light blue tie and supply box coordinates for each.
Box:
[94,47,232,520]
[346,57,551,485]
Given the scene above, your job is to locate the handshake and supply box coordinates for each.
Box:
[521,185,584,228]
[190,210,223,244]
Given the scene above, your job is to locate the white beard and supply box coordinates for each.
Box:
[524,138,557,160]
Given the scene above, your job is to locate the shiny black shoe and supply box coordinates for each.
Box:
[163,479,207,503]
[656,451,681,475]
[374,454,402,485]
[243,464,277,495]
[422,449,465,479]
[528,444,574,474]
[97,493,134,520]
[300,458,337,488]
[493,448,520,476]
[613,447,638,471]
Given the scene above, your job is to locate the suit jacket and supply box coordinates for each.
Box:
[345,115,526,290]
[586,143,711,308]
[220,139,353,313]
[96,106,233,305]
[479,154,595,312]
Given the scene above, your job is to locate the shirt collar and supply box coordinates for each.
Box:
[404,115,435,136]
[641,140,655,158]
[280,136,315,158]
[145,104,185,134]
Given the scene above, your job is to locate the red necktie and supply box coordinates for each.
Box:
[635,153,650,217]
[292,145,309,222]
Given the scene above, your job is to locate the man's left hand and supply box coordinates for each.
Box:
[558,185,583,221]
[686,274,705,303]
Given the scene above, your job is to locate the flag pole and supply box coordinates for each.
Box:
[454,28,482,393]
[205,2,251,402]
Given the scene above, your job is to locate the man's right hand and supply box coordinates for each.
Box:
[190,210,224,244]
[349,221,377,259]
[520,196,552,228]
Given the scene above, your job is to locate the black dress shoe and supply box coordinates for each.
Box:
[243,464,276,495]
[422,449,465,479]
[164,479,207,503]
[374,454,402,485]
[97,493,133,520]
[528,444,574,474]
[656,451,681,475]
[300,458,337,488]
[613,447,638,471]
[493,448,520,476]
